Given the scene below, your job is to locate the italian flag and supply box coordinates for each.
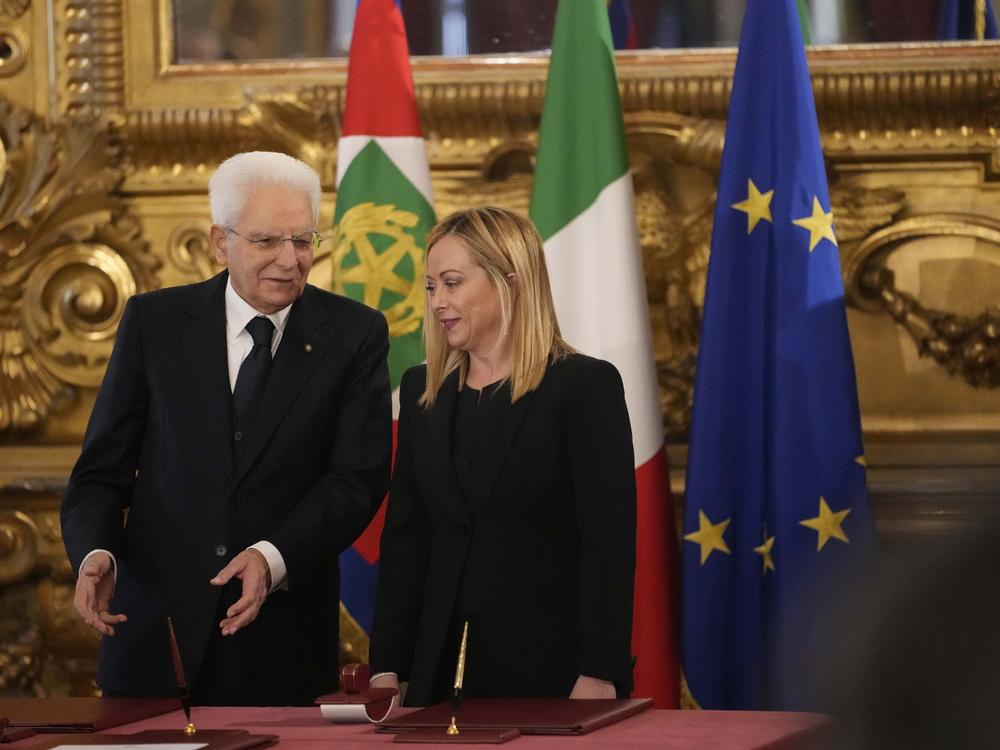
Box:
[530,0,679,707]
[333,0,435,647]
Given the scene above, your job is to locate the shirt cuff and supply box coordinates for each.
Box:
[81,548,117,586]
[249,541,288,592]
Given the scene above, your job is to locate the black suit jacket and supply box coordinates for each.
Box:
[61,272,391,705]
[370,354,636,706]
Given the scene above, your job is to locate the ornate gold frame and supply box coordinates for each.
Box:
[2,0,1000,696]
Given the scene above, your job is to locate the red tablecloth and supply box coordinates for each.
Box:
[11,706,833,750]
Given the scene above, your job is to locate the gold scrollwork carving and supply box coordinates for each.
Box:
[168,221,220,279]
[0,511,37,586]
[23,239,139,386]
[0,505,98,696]
[0,581,45,692]
[0,0,29,18]
[828,185,906,246]
[632,155,708,439]
[0,101,159,433]
[37,575,101,696]
[846,214,1000,388]
[0,26,27,77]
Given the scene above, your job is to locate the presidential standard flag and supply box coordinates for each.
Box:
[608,0,639,49]
[531,0,679,708]
[937,0,999,39]
[680,0,874,710]
[333,0,434,649]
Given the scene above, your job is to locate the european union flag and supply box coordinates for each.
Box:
[680,0,874,711]
[937,0,999,40]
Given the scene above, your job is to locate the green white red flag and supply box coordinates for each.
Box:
[530,0,680,707]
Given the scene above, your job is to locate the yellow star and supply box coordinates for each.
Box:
[753,530,776,574]
[683,510,732,565]
[792,196,837,252]
[799,496,851,551]
[731,179,774,235]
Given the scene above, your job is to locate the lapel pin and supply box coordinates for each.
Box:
[304,344,313,352]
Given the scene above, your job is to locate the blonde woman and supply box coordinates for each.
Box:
[370,206,636,705]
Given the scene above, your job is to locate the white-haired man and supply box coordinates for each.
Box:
[61,151,391,705]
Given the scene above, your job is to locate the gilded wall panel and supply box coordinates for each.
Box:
[1,0,999,697]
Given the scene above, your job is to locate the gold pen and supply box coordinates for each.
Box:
[166,617,196,735]
[447,621,469,736]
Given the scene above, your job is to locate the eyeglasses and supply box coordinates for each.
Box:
[225,227,322,253]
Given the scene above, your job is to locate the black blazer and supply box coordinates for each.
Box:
[371,354,636,706]
[61,272,391,705]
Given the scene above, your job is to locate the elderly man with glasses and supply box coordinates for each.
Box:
[61,151,392,706]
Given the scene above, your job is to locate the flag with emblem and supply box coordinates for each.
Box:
[333,0,434,657]
[531,0,679,708]
[937,0,999,39]
[608,0,639,49]
[680,0,874,710]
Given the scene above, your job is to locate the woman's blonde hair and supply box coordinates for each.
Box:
[420,206,574,407]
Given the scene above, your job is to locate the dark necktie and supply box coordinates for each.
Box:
[233,316,275,429]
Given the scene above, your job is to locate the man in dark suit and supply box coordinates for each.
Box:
[61,151,391,706]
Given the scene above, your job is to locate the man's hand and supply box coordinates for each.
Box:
[211,548,272,636]
[73,551,126,636]
[568,674,616,699]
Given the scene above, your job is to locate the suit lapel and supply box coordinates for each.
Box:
[233,286,328,485]
[178,272,234,474]
[424,368,470,526]
[466,384,536,517]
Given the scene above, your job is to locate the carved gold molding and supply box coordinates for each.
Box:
[0,101,159,433]
[56,0,128,122]
[0,494,98,695]
[0,0,30,19]
[110,49,1000,173]
[0,26,29,77]
[844,213,1000,388]
[27,0,977,180]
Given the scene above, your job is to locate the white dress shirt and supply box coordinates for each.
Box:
[82,278,293,593]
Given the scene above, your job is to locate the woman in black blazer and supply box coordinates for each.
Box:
[370,206,636,706]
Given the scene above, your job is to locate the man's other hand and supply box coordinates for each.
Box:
[73,551,126,636]
[211,548,272,636]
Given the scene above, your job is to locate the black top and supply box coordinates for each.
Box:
[451,380,508,619]
[452,381,508,506]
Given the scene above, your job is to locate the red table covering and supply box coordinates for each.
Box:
[10,706,834,750]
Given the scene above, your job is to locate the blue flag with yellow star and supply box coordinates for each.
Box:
[680,0,874,711]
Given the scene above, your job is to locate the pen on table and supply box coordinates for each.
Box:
[447,620,469,736]
[166,616,196,735]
